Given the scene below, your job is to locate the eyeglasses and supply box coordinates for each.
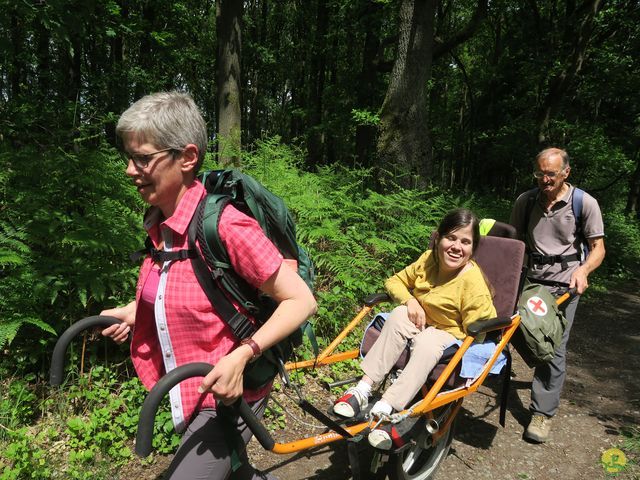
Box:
[533,169,565,179]
[122,148,179,169]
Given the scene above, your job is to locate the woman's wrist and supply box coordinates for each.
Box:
[239,338,262,363]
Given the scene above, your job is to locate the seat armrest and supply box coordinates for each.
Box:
[363,292,391,307]
[466,316,513,337]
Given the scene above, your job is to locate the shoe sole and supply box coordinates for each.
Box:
[333,402,356,418]
[368,429,392,450]
[524,432,548,443]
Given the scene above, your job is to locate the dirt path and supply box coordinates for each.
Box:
[247,283,640,480]
[127,283,639,479]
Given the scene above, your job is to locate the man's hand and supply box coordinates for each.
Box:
[569,266,589,295]
[198,344,253,405]
[570,237,606,295]
[101,300,136,344]
[406,297,427,330]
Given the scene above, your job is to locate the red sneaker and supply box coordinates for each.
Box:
[333,387,369,418]
[368,416,425,450]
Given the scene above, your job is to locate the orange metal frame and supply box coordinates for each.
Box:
[269,292,571,455]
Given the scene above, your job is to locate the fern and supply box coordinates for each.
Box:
[0,316,56,349]
[0,220,30,267]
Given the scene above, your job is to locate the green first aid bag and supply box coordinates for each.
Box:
[511,280,568,368]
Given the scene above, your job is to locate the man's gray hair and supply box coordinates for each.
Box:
[116,91,208,170]
[535,147,570,169]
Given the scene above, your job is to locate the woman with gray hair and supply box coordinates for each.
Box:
[101,91,316,479]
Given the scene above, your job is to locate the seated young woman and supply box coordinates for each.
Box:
[333,208,496,450]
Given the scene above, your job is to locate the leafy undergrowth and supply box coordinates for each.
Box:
[0,363,179,479]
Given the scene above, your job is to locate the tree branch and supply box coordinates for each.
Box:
[433,0,488,60]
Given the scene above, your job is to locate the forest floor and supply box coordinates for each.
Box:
[124,281,640,480]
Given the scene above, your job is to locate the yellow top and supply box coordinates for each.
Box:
[384,250,496,340]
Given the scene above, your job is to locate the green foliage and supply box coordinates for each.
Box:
[621,425,640,454]
[2,428,53,479]
[351,108,380,127]
[0,364,179,478]
[598,211,640,281]
[0,375,38,442]
[239,139,464,344]
[0,144,142,353]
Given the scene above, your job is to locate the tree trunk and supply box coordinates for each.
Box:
[9,7,22,101]
[244,0,267,146]
[216,0,243,167]
[376,0,436,189]
[354,0,383,168]
[305,0,329,166]
[536,0,604,144]
[626,148,640,219]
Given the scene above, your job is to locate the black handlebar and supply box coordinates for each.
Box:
[49,315,122,386]
[135,362,275,457]
[363,292,391,307]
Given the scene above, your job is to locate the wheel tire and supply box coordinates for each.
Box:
[387,417,455,480]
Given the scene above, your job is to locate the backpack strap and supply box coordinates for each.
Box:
[196,193,269,318]
[188,201,257,340]
[129,235,198,263]
[522,187,538,254]
[524,187,587,269]
[572,187,584,228]
[572,187,589,259]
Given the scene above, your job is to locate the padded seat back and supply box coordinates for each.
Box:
[473,235,525,318]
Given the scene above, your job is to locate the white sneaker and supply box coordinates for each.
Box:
[369,400,393,418]
[333,387,368,418]
[367,428,393,450]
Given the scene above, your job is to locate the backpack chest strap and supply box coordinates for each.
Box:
[130,235,197,264]
[149,248,197,263]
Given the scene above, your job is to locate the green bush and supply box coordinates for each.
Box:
[0,363,179,479]
[0,144,143,356]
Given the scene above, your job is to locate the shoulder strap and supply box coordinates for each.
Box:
[523,188,539,253]
[199,193,233,270]
[188,201,257,340]
[197,193,266,317]
[571,187,589,259]
[572,187,584,234]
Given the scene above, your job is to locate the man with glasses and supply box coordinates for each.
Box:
[510,147,605,443]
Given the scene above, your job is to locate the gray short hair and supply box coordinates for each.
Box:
[535,147,570,169]
[116,91,208,171]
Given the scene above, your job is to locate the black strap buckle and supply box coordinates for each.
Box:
[149,248,197,263]
[530,252,580,270]
[530,252,552,265]
[227,311,256,339]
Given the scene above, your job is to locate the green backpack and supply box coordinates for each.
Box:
[191,169,318,388]
[136,169,317,389]
[511,279,568,368]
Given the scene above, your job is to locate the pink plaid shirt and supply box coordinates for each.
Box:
[131,181,283,431]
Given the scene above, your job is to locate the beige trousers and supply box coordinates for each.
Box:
[361,305,456,411]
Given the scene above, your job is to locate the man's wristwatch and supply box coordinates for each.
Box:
[239,338,262,363]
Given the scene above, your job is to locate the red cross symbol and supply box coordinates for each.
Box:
[527,296,547,316]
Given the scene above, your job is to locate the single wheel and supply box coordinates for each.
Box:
[387,413,455,480]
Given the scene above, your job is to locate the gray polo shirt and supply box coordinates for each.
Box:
[510,184,604,285]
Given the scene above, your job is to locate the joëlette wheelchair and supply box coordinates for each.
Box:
[49,228,573,480]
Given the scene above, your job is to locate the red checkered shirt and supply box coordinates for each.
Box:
[130,181,283,431]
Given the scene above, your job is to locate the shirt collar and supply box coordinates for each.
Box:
[143,181,206,238]
[535,182,572,207]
